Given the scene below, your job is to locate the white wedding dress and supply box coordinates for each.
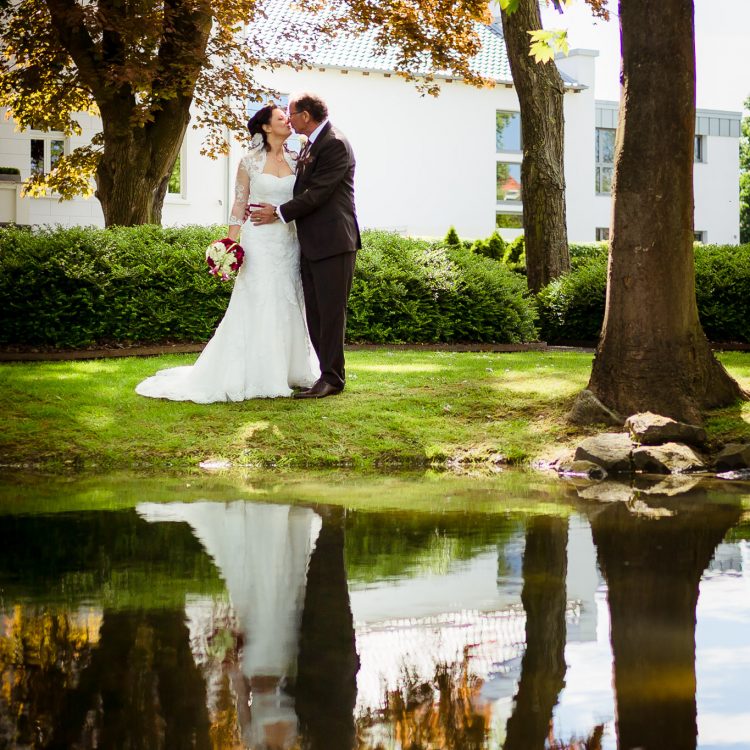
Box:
[136,149,319,402]
[136,500,322,749]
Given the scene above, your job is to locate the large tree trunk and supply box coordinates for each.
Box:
[586,0,747,423]
[504,515,568,750]
[295,505,359,750]
[96,106,189,226]
[44,0,210,227]
[588,496,741,750]
[500,0,570,294]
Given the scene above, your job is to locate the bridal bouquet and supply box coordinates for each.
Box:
[206,238,245,281]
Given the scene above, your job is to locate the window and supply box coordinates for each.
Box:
[496,162,522,202]
[496,212,523,229]
[496,111,522,152]
[595,127,615,194]
[694,135,705,162]
[595,227,610,241]
[30,136,64,176]
[168,153,183,195]
[693,230,706,243]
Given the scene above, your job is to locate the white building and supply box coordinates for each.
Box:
[0,0,742,244]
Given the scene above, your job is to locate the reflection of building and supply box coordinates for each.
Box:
[0,0,741,243]
[349,517,600,716]
[498,174,521,202]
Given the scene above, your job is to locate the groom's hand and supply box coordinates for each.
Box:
[250,203,278,225]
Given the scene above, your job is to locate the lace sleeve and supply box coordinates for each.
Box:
[229,158,250,226]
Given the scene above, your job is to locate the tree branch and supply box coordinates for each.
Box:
[43,0,105,101]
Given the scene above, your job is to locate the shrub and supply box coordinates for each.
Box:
[503,234,525,264]
[0,167,21,176]
[536,243,750,344]
[536,257,607,343]
[470,238,488,257]
[501,234,526,274]
[0,225,539,347]
[569,241,608,269]
[347,231,537,343]
[694,243,750,343]
[444,226,461,246]
[0,224,228,347]
[466,232,508,263]
[483,231,506,260]
[471,231,506,261]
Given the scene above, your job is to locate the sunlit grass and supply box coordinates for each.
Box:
[1,349,748,471]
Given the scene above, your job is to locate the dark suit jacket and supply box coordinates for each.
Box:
[279,122,361,261]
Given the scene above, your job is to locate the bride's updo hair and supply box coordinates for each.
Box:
[247,104,277,150]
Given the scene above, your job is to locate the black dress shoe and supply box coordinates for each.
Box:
[292,381,343,399]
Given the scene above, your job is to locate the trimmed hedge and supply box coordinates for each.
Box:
[0,225,229,348]
[347,231,537,343]
[0,225,539,348]
[537,243,750,344]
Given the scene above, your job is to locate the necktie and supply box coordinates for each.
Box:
[298,140,312,166]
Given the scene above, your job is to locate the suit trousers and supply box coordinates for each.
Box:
[300,251,356,390]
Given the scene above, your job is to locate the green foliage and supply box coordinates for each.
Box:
[444,226,461,246]
[0,166,20,175]
[470,232,506,261]
[694,244,750,344]
[0,224,229,348]
[488,231,506,258]
[0,226,538,348]
[741,171,750,245]
[347,231,537,343]
[569,241,608,269]
[501,233,526,274]
[536,257,608,343]
[740,96,750,244]
[503,234,525,264]
[536,243,750,344]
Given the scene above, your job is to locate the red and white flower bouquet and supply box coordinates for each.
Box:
[206,238,245,281]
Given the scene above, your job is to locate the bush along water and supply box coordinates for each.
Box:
[536,243,750,344]
[0,225,539,348]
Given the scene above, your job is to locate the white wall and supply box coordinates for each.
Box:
[0,106,228,228]
[694,134,741,244]
[557,50,598,243]
[163,119,229,228]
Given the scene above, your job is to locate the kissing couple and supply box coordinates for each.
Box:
[136,92,361,403]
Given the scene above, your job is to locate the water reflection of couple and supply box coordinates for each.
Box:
[137,501,322,750]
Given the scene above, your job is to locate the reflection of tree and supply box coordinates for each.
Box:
[0,607,100,748]
[345,512,519,585]
[358,659,491,750]
[587,496,742,750]
[496,112,513,150]
[0,607,211,748]
[296,506,359,750]
[0,510,222,609]
[504,515,568,750]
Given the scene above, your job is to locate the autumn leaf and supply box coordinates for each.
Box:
[527,28,569,63]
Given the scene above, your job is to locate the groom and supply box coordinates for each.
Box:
[251,92,361,399]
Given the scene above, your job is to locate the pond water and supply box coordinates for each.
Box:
[1,470,750,750]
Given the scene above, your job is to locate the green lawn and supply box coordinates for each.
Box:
[1,349,749,470]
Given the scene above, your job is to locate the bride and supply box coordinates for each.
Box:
[135,105,320,402]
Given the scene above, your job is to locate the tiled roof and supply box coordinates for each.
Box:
[250,0,581,86]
